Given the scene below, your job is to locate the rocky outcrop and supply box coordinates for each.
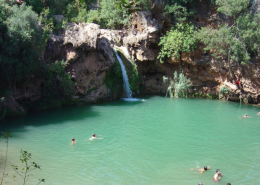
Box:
[45,23,122,103]
[44,10,260,105]
[44,12,162,102]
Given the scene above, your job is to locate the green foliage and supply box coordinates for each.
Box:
[39,8,54,44]
[11,150,45,185]
[40,61,75,103]
[164,71,192,98]
[26,0,44,14]
[129,65,140,92]
[220,86,229,94]
[158,23,197,63]
[99,0,130,29]
[104,60,122,90]
[164,0,197,6]
[8,4,41,45]
[219,86,229,99]
[196,0,260,68]
[86,10,100,24]
[45,0,72,14]
[0,3,43,88]
[163,3,191,24]
[216,0,250,16]
[65,0,88,23]
[118,0,143,15]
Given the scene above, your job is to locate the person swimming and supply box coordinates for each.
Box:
[191,166,210,174]
[213,169,223,182]
[200,166,210,173]
[198,182,203,185]
[71,138,76,145]
[257,112,260,116]
[242,114,248,118]
[90,133,103,140]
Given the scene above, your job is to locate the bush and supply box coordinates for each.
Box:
[41,61,75,101]
[164,71,192,98]
[99,0,130,29]
[158,23,197,63]
[65,0,88,23]
[26,0,44,13]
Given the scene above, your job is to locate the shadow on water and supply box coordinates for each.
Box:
[0,104,100,133]
[95,95,158,107]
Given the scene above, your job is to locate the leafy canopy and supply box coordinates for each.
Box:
[158,23,197,63]
[197,0,260,65]
[216,0,250,16]
[99,0,130,29]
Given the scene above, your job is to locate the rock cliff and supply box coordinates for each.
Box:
[2,1,260,118]
[44,8,260,105]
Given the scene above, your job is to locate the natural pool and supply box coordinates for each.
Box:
[0,96,260,185]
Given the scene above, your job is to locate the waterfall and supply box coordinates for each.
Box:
[113,48,132,98]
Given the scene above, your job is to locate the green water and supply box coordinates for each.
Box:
[1,96,260,185]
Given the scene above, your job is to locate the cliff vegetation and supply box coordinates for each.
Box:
[0,0,260,119]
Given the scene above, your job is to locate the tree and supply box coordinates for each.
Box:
[26,0,44,14]
[65,0,88,23]
[0,132,11,185]
[99,0,130,29]
[0,3,43,82]
[197,0,260,80]
[11,150,45,185]
[158,23,197,63]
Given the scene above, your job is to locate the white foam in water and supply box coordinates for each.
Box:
[121,98,145,102]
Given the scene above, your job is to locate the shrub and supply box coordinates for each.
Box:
[164,71,192,98]
[158,23,197,63]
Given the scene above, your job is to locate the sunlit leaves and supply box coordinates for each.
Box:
[158,23,197,63]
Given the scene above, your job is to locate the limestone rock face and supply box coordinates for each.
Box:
[123,11,160,62]
[64,23,100,50]
[45,23,119,103]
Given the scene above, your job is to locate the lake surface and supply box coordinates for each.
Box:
[1,96,260,185]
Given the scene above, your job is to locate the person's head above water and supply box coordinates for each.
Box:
[216,169,220,173]
[198,182,203,185]
[92,133,96,137]
[204,166,207,170]
[226,183,231,185]
[72,138,75,141]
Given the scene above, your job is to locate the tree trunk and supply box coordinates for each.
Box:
[227,47,236,82]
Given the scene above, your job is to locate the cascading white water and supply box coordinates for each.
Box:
[113,48,132,98]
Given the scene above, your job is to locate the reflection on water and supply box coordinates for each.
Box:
[0,96,260,185]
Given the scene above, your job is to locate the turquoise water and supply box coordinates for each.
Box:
[1,96,260,185]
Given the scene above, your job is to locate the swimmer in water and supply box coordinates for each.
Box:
[198,182,203,185]
[71,138,76,145]
[257,112,260,115]
[213,169,223,182]
[90,133,103,140]
[227,183,231,185]
[242,114,248,118]
[199,166,210,173]
[191,166,210,174]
